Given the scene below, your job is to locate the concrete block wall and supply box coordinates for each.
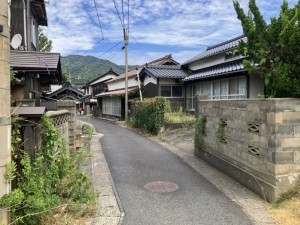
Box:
[195,96,300,202]
[57,100,76,151]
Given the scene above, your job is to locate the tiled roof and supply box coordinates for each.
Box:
[106,68,137,83]
[182,35,247,65]
[87,67,119,85]
[10,50,61,70]
[95,87,137,97]
[143,54,179,66]
[183,60,245,81]
[107,54,179,83]
[144,65,188,78]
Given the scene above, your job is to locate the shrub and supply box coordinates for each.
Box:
[131,97,168,134]
[0,116,97,224]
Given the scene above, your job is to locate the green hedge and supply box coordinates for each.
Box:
[131,97,167,134]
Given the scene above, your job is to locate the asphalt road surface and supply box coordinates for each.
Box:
[79,117,253,225]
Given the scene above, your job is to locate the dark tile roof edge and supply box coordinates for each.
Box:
[206,35,245,50]
[182,35,247,65]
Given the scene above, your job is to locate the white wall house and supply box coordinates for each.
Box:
[182,35,264,111]
[96,55,180,119]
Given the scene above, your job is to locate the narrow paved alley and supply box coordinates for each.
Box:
[79,117,253,225]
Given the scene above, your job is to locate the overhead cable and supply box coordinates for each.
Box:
[93,0,105,40]
[112,0,125,29]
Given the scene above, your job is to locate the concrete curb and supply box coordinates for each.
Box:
[90,133,124,225]
[76,120,124,225]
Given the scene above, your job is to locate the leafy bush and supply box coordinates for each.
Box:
[131,97,168,134]
[0,116,97,224]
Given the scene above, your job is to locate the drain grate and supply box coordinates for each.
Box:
[144,181,179,193]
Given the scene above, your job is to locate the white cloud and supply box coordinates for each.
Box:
[44,0,297,65]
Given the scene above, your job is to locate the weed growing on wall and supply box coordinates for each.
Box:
[131,97,168,134]
[82,124,94,140]
[0,115,97,224]
[216,119,227,143]
[194,115,207,148]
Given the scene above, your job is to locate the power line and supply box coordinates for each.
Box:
[68,38,108,64]
[127,0,130,31]
[122,0,125,27]
[95,41,123,59]
[112,0,125,29]
[93,0,104,40]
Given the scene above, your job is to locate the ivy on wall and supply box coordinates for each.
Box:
[194,115,207,148]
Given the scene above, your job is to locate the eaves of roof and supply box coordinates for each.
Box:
[87,68,119,85]
[47,85,85,98]
[182,35,247,65]
[143,65,188,79]
[183,60,245,82]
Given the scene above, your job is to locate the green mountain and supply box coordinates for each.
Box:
[61,55,130,83]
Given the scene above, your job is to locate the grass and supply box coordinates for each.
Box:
[82,124,94,140]
[41,202,96,225]
[165,112,195,124]
[269,179,300,225]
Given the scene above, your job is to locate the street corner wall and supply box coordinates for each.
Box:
[194,96,300,202]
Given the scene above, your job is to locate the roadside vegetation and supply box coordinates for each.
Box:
[268,178,300,225]
[234,0,300,223]
[0,116,97,224]
[82,124,94,140]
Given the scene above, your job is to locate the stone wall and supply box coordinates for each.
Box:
[45,100,76,151]
[195,96,300,202]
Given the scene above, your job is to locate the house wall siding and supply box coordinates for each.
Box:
[189,54,224,71]
[108,77,138,90]
[144,76,157,86]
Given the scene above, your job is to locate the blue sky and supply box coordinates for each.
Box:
[44,0,298,65]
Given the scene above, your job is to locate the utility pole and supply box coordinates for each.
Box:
[0,0,11,224]
[124,28,129,120]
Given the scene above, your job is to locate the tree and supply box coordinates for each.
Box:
[62,68,69,83]
[38,28,53,52]
[233,0,300,97]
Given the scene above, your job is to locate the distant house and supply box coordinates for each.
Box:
[46,82,85,109]
[139,64,188,110]
[81,68,119,115]
[95,54,180,119]
[181,35,264,111]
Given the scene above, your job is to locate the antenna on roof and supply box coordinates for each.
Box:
[10,34,22,50]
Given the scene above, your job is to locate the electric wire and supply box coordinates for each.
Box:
[67,38,109,65]
[95,40,123,59]
[93,0,105,40]
[112,0,125,29]
[122,0,125,27]
[127,0,130,31]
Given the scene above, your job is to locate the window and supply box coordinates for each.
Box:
[185,77,247,110]
[160,85,183,97]
[103,97,121,116]
[161,86,171,97]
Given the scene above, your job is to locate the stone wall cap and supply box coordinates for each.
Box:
[46,110,70,117]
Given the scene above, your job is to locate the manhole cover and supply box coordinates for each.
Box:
[144,181,179,193]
